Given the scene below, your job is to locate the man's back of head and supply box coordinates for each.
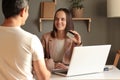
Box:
[2,0,29,19]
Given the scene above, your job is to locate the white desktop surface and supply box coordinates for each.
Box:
[51,65,120,80]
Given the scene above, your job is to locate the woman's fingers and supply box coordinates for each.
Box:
[69,30,82,45]
[55,62,68,69]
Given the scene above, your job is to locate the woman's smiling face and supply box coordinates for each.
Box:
[55,11,67,31]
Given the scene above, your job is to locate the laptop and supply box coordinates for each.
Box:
[53,45,111,77]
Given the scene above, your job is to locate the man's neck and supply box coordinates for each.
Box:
[1,17,21,27]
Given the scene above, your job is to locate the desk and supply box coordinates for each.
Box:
[51,65,120,80]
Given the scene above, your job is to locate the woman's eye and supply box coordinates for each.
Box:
[61,18,65,21]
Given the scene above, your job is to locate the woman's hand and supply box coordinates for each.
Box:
[69,30,82,45]
[45,59,68,71]
[45,58,55,71]
[55,62,68,70]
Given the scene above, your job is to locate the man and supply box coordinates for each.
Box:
[0,0,51,80]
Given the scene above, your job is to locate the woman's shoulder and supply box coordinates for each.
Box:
[41,31,53,40]
[42,32,51,37]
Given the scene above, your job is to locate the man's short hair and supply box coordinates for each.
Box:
[2,0,29,19]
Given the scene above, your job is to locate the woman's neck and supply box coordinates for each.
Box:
[56,31,66,39]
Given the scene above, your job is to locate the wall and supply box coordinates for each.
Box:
[0,0,120,68]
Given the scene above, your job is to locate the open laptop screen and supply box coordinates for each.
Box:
[54,45,111,77]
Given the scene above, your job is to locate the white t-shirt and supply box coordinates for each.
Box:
[0,26,44,80]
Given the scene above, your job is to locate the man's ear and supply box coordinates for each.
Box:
[20,8,26,17]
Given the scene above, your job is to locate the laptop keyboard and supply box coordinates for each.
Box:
[59,70,67,74]
[52,69,68,73]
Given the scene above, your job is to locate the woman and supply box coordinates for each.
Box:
[41,8,82,71]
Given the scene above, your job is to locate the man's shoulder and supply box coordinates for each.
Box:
[19,28,38,40]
